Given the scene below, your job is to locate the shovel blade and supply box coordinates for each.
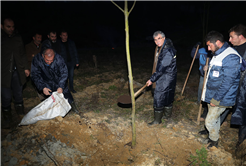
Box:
[117,95,132,104]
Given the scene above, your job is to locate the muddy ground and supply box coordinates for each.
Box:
[1,45,246,166]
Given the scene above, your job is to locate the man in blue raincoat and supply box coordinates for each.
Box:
[31,44,79,114]
[146,30,177,126]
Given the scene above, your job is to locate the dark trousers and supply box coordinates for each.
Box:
[1,71,23,108]
[67,62,75,90]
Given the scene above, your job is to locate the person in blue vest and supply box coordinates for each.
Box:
[191,42,211,121]
[229,24,246,149]
[200,31,242,149]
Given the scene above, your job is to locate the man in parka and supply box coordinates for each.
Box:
[146,31,177,126]
[31,44,79,114]
[201,31,242,149]
[1,18,30,128]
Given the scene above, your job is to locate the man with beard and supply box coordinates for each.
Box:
[146,30,177,126]
[25,32,42,69]
[1,18,30,128]
[43,31,62,55]
[229,24,246,149]
[200,31,242,149]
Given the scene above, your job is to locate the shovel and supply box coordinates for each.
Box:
[117,84,147,104]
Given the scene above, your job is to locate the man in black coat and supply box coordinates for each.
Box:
[1,18,30,128]
[60,30,80,93]
[229,24,246,148]
[31,46,79,114]
[146,31,177,126]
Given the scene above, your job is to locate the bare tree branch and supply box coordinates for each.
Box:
[111,0,124,13]
[128,0,136,15]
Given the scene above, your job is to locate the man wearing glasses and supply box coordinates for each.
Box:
[146,31,177,126]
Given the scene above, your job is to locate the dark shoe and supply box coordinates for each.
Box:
[198,129,208,135]
[148,108,163,126]
[70,89,77,93]
[162,105,172,120]
[207,139,218,149]
[70,102,79,114]
[2,106,12,121]
[198,137,212,144]
[15,103,25,115]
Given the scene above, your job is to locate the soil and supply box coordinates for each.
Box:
[1,45,246,166]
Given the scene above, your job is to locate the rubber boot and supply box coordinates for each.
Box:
[207,139,218,149]
[148,107,163,126]
[70,102,79,114]
[2,106,12,129]
[15,103,25,115]
[163,104,173,120]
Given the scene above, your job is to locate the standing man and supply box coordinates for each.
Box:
[43,31,62,55]
[146,30,177,126]
[201,31,242,149]
[60,30,79,93]
[229,24,246,148]
[1,18,30,128]
[31,45,79,114]
[25,32,42,69]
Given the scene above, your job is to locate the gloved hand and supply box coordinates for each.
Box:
[196,42,201,47]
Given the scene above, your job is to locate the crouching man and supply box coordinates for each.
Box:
[31,47,79,114]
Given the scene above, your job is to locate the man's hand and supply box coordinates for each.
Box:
[57,88,63,93]
[146,80,152,87]
[210,103,216,107]
[76,64,79,67]
[43,87,52,95]
[25,69,30,77]
[203,65,208,71]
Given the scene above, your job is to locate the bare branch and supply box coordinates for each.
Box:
[129,0,136,15]
[111,0,124,13]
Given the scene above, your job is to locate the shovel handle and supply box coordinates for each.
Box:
[134,84,147,98]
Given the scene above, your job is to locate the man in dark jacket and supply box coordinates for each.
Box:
[146,30,177,126]
[25,32,42,69]
[43,31,62,55]
[200,31,242,149]
[1,18,30,128]
[31,46,79,114]
[229,24,246,148]
[60,30,79,93]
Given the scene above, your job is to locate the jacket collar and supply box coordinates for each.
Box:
[214,42,229,56]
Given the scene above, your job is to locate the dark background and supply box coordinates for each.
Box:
[2,1,246,52]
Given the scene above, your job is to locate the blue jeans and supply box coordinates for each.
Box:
[67,62,75,90]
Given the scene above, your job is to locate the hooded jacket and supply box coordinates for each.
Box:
[150,38,177,108]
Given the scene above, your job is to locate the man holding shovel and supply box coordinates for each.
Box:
[200,31,242,149]
[146,31,177,126]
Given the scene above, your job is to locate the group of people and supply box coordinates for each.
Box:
[1,18,80,129]
[1,17,245,150]
[147,24,246,150]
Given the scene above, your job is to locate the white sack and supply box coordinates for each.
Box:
[19,92,71,126]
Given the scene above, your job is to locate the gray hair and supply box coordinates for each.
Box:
[153,31,165,39]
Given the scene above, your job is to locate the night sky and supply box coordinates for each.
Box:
[2,1,246,49]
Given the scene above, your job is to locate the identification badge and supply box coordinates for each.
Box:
[213,71,219,77]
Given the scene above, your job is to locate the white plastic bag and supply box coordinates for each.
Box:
[19,92,71,126]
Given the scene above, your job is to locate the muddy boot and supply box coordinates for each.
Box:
[2,106,12,129]
[163,104,173,120]
[148,107,163,126]
[207,139,218,149]
[15,103,25,115]
[70,102,79,114]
